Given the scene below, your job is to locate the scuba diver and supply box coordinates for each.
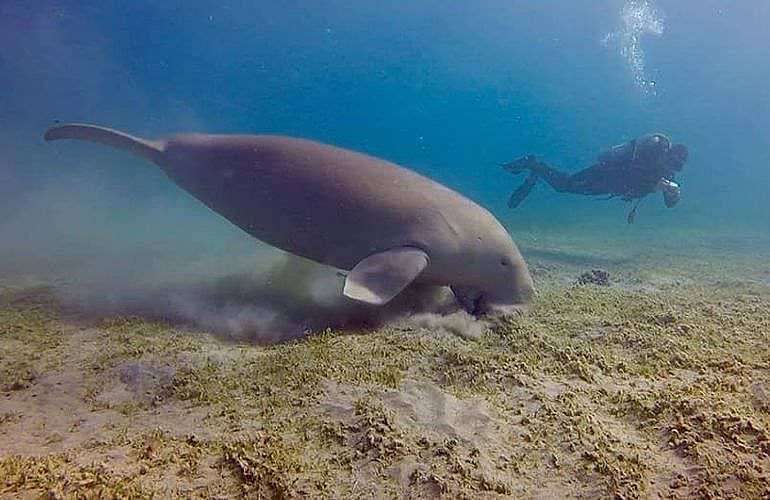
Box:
[501,133,689,223]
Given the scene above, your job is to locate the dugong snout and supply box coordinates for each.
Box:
[452,258,535,318]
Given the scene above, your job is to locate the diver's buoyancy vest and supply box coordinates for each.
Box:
[597,139,636,166]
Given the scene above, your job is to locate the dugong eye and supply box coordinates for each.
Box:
[500,258,510,267]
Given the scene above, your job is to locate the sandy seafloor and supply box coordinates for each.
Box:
[1,221,769,499]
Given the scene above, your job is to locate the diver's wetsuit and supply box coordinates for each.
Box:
[503,133,688,222]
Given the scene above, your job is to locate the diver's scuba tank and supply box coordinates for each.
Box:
[598,133,672,166]
[597,139,636,165]
[634,133,672,163]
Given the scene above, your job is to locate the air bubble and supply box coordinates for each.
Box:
[603,0,665,97]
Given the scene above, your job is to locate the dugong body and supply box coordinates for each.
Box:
[44,123,534,316]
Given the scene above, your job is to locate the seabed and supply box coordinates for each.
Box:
[2,225,770,499]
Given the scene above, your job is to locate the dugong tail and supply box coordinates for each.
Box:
[43,123,164,164]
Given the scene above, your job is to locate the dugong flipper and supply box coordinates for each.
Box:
[343,247,429,305]
[44,122,535,317]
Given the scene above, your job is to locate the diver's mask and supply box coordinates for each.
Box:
[657,178,680,208]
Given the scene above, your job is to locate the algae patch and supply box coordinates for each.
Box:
[1,280,770,498]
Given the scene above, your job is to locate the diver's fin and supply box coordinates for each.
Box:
[508,173,538,208]
[343,247,429,305]
[501,154,538,174]
[43,123,165,164]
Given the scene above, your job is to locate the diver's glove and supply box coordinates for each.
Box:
[657,178,681,208]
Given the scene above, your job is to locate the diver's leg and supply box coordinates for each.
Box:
[560,165,616,196]
[526,163,573,192]
[502,155,579,200]
[501,155,573,191]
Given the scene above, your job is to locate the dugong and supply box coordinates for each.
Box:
[43,123,534,317]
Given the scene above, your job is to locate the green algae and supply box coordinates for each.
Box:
[0,454,149,499]
[1,279,769,498]
[0,300,64,392]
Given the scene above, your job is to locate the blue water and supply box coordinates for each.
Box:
[0,1,768,292]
